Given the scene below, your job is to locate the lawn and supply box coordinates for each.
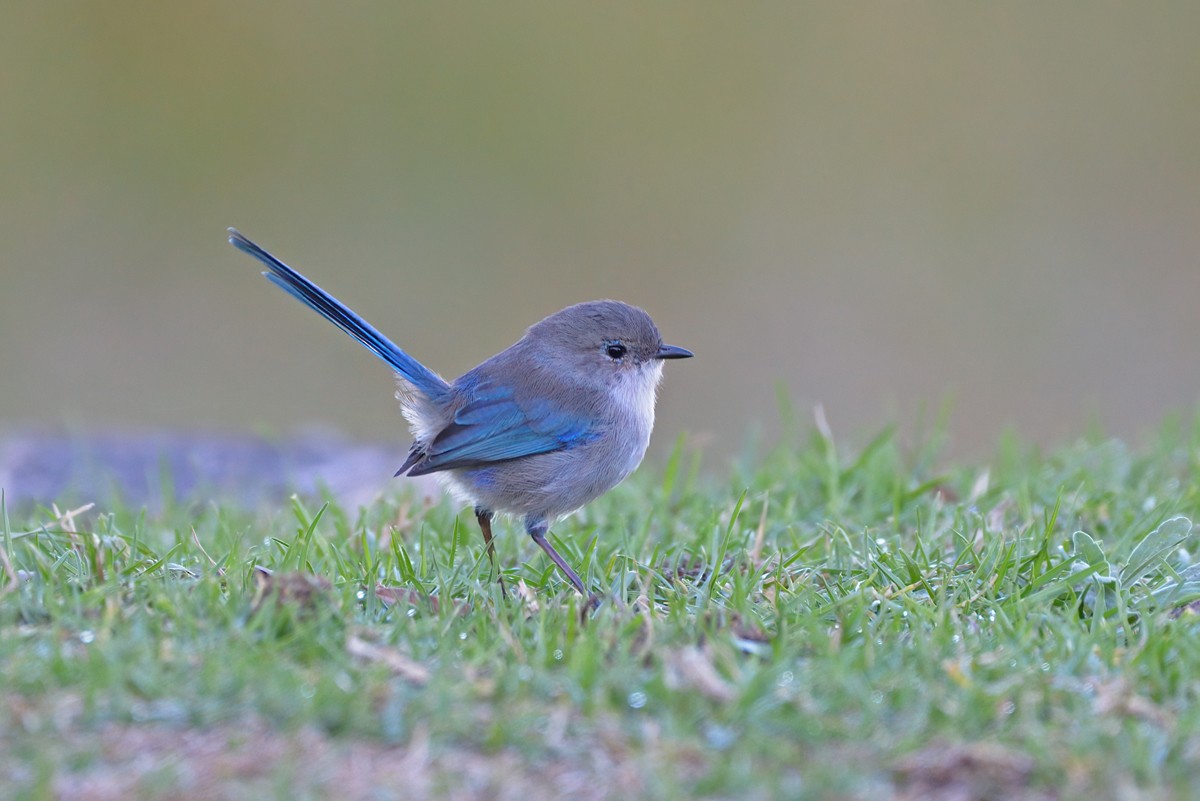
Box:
[3,417,1200,800]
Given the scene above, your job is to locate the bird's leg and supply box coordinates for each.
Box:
[474,507,506,598]
[526,520,599,611]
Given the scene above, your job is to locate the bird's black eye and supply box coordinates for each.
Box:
[605,342,627,360]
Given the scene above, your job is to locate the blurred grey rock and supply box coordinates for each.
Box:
[0,428,442,511]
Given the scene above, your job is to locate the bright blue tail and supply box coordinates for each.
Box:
[228,229,450,400]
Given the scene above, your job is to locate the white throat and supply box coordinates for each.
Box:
[613,361,664,432]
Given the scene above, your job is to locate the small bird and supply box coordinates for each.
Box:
[228,229,692,600]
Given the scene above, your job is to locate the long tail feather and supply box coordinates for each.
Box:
[228,228,449,400]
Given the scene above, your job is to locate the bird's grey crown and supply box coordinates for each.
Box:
[526,300,663,361]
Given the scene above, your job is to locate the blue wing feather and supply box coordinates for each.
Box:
[405,381,595,475]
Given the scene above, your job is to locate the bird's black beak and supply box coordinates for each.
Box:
[654,344,694,360]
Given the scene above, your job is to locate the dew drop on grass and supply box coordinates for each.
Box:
[871,691,884,705]
[703,723,737,750]
[78,630,95,644]
[1041,662,1051,672]
[356,589,366,600]
[407,608,417,618]
[459,632,467,640]
[627,691,647,709]
[553,649,563,660]
[777,670,794,687]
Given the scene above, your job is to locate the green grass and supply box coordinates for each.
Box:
[5,417,1200,800]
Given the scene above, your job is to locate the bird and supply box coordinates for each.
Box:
[228,228,692,600]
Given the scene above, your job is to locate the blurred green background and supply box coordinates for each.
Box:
[3,3,1199,463]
